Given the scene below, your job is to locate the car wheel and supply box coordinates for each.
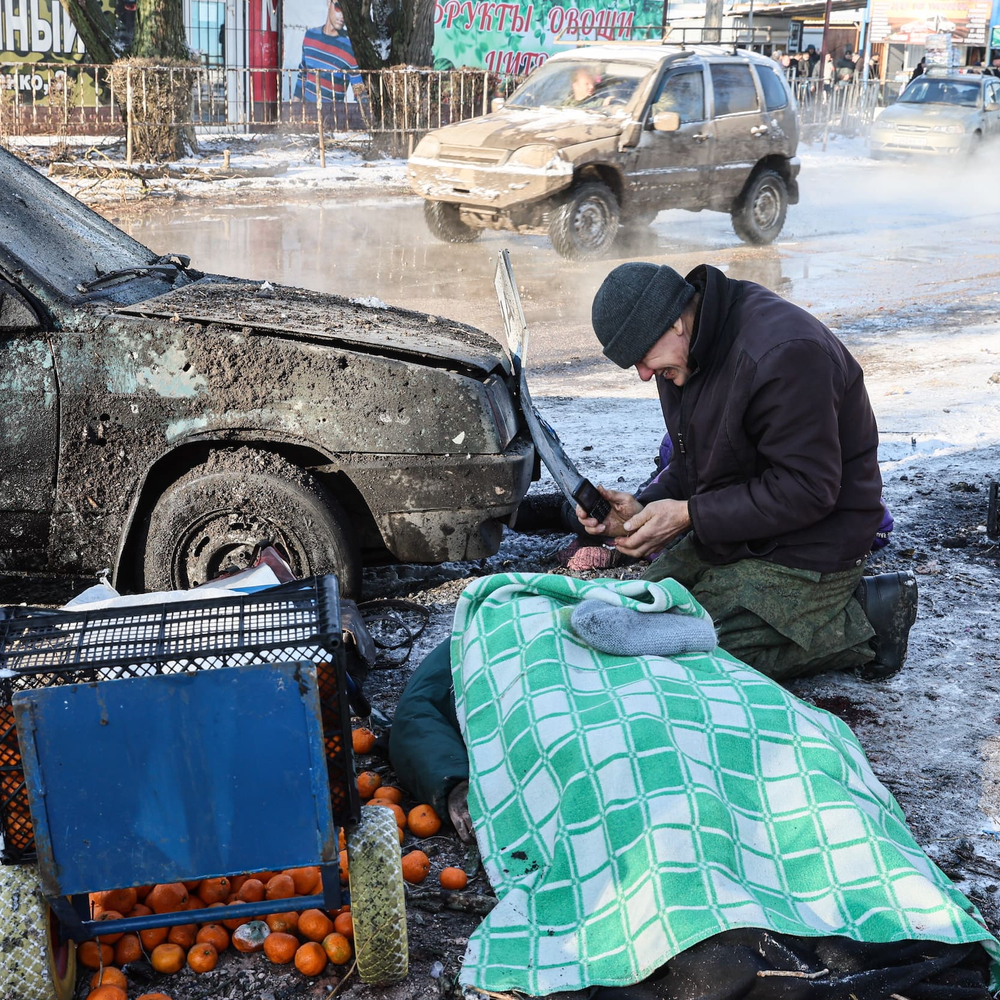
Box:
[141,451,361,596]
[0,865,76,1000]
[967,131,983,158]
[346,804,409,984]
[731,168,788,245]
[423,201,481,243]
[549,182,620,260]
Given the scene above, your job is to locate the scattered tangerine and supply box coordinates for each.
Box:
[237,878,265,903]
[98,888,137,914]
[86,987,126,1000]
[407,803,442,838]
[263,931,299,964]
[167,923,196,949]
[440,866,469,890]
[294,940,327,977]
[114,933,142,966]
[286,866,321,895]
[373,785,403,804]
[139,925,169,950]
[265,873,296,900]
[401,850,431,884]
[96,910,125,944]
[352,727,376,754]
[232,920,270,953]
[321,931,353,966]
[298,908,334,942]
[187,942,218,973]
[90,967,128,991]
[333,910,353,939]
[146,883,189,914]
[150,942,186,974]
[196,923,230,953]
[196,877,230,904]
[266,910,300,935]
[78,941,114,970]
[338,850,349,883]
[356,771,381,799]
[221,902,250,931]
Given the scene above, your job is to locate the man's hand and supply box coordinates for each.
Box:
[614,499,691,558]
[576,485,642,538]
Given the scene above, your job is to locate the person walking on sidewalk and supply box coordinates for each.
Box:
[577,262,917,682]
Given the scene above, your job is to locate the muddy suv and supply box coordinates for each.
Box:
[408,45,800,259]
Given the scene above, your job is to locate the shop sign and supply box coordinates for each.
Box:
[869,0,991,45]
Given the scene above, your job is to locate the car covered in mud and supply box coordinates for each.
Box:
[408,44,800,259]
[0,148,534,596]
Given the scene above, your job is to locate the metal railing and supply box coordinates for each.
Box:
[0,61,906,147]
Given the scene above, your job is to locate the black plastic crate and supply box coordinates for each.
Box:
[0,576,357,865]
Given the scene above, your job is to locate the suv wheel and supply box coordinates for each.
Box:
[549,182,620,260]
[140,451,362,596]
[424,201,481,243]
[731,169,788,245]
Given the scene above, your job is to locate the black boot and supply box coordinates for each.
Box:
[854,571,918,681]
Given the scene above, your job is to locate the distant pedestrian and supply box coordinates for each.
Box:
[836,48,857,84]
[805,43,820,76]
[823,53,834,97]
[910,59,925,82]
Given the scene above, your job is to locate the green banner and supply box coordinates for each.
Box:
[431,0,666,73]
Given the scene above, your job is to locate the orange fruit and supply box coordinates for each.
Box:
[255,870,279,883]
[146,883,188,914]
[408,804,442,838]
[333,911,353,939]
[338,829,346,852]
[96,910,125,944]
[440,866,468,890]
[114,933,142,965]
[265,874,296,900]
[196,877,230,904]
[98,888,138,914]
[266,910,300,935]
[373,785,403,804]
[221,902,250,931]
[187,942,218,973]
[90,967,128,990]
[87,987,126,1000]
[294,940,327,976]
[184,896,205,911]
[78,941,114,969]
[167,923,196,949]
[370,799,407,828]
[356,771,381,799]
[196,923,230,953]
[232,920,270,953]
[139,925,169,950]
[352,727,376,754]
[134,885,153,901]
[298,908,334,942]
[338,850,349,883]
[127,903,152,918]
[401,850,431,884]
[263,930,299,964]
[227,874,248,894]
[150,942,186,974]
[286,866,321,895]
[237,878,265,903]
[321,931,353,965]
[183,880,202,891]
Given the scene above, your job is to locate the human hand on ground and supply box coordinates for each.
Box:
[447,780,475,845]
[576,485,642,538]
[614,498,691,558]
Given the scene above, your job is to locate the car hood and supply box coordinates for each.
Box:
[427,107,626,153]
[117,277,511,376]
[878,102,977,124]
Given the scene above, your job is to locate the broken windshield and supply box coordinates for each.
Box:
[0,147,163,301]
[506,60,651,111]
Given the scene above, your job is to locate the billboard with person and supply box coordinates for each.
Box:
[868,0,991,45]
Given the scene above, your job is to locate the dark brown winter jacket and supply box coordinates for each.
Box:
[638,264,883,573]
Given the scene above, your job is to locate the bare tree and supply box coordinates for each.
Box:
[58,0,189,61]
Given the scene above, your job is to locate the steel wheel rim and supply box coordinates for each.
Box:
[572,196,612,249]
[171,510,306,587]
[752,181,781,230]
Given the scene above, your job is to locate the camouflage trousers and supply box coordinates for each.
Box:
[643,534,875,680]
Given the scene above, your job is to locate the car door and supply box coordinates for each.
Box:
[0,280,58,571]
[984,79,1000,137]
[754,61,797,157]
[707,61,769,204]
[628,67,712,211]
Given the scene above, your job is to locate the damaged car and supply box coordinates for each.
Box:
[0,148,534,596]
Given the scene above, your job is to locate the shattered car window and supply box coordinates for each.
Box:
[0,148,159,300]
[506,60,651,111]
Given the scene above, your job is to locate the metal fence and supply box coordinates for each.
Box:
[0,62,903,146]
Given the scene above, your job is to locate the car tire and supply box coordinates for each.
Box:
[549,182,620,260]
[731,168,788,245]
[140,451,361,596]
[423,201,481,243]
[346,804,409,984]
[0,865,76,1000]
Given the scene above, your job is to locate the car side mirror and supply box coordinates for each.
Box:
[652,111,681,132]
[491,97,505,113]
[987,101,999,111]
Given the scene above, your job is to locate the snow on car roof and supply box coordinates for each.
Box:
[545,43,775,66]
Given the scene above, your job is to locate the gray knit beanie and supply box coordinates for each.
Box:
[592,263,695,369]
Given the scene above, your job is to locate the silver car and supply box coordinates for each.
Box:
[870,71,1000,157]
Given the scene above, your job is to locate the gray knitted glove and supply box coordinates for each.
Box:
[570,600,717,657]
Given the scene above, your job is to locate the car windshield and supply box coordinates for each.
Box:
[506,59,651,111]
[898,78,981,107]
[0,147,163,301]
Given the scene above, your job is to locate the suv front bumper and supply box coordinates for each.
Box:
[407,156,573,211]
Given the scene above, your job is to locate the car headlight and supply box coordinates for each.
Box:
[412,134,441,158]
[506,144,562,168]
[931,124,964,134]
[874,119,894,131]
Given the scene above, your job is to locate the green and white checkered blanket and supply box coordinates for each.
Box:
[451,573,1000,995]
